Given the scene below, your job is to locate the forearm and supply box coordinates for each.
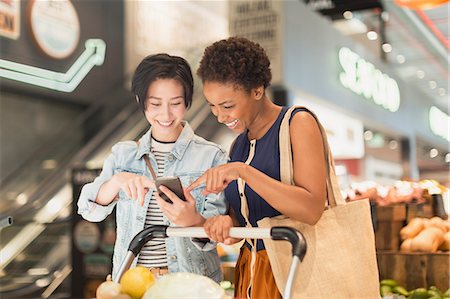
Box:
[240,164,324,224]
[96,176,121,205]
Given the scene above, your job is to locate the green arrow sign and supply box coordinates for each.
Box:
[0,39,106,92]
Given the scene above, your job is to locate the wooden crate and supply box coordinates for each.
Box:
[406,203,433,223]
[375,205,406,250]
[375,221,405,250]
[377,251,450,291]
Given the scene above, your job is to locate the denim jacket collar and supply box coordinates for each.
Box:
[135,121,194,161]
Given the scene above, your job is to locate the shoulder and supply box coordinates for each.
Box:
[190,134,227,156]
[111,140,138,153]
[289,109,322,138]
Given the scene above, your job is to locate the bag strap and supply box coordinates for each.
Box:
[279,106,346,207]
[137,141,157,180]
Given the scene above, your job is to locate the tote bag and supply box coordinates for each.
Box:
[257,106,380,299]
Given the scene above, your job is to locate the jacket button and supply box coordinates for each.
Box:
[169,255,177,260]
[168,155,174,161]
[240,193,244,197]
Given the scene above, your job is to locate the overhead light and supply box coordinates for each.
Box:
[438,88,446,96]
[333,18,367,35]
[28,268,49,276]
[35,278,50,288]
[388,140,398,150]
[429,81,437,89]
[417,70,425,79]
[364,130,373,141]
[445,153,450,163]
[367,31,378,40]
[429,148,439,158]
[396,54,406,64]
[42,159,58,170]
[16,193,28,205]
[343,11,353,19]
[382,43,392,53]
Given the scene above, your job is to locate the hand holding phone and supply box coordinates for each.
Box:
[155,176,186,204]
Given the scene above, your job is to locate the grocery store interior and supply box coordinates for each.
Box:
[0,0,449,298]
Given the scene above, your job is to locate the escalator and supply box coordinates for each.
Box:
[0,93,232,298]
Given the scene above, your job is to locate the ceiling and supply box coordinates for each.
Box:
[304,0,449,114]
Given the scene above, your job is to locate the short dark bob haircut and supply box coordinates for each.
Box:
[197,36,272,93]
[131,53,194,111]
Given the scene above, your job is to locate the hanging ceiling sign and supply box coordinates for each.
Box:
[429,106,450,142]
[229,0,283,84]
[338,47,401,113]
[0,0,20,39]
[0,39,106,92]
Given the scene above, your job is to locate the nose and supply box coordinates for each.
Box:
[162,103,171,118]
[210,107,227,123]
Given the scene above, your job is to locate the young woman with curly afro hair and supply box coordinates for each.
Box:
[188,36,327,299]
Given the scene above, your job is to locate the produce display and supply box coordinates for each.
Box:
[380,279,449,299]
[344,179,448,206]
[400,217,450,252]
[95,268,230,299]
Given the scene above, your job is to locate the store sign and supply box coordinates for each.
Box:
[126,1,227,77]
[28,0,80,59]
[0,0,20,39]
[0,39,106,92]
[429,106,450,142]
[338,47,401,113]
[229,0,283,84]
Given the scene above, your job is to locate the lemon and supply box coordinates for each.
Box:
[120,266,155,299]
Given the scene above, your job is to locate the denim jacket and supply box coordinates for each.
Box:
[77,121,227,282]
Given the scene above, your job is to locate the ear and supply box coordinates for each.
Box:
[253,86,264,101]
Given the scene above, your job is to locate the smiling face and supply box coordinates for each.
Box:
[144,78,186,142]
[203,81,263,133]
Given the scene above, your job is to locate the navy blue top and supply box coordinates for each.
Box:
[225,106,306,250]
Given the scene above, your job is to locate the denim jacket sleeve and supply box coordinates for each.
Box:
[77,149,118,222]
[192,148,228,251]
[200,148,228,220]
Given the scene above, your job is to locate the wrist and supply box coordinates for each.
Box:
[239,162,250,181]
[194,214,206,226]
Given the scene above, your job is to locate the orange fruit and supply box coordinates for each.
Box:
[119,266,154,299]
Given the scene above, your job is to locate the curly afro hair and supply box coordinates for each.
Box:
[197,36,272,92]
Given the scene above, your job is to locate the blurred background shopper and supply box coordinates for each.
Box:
[77,53,227,282]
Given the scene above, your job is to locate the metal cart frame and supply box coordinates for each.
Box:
[113,225,307,299]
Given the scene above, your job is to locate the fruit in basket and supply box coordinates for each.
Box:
[96,280,122,299]
[142,272,229,299]
[400,218,425,240]
[410,227,445,252]
[393,285,408,296]
[120,266,155,299]
[408,288,429,299]
[380,279,399,288]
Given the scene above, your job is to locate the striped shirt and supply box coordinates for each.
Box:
[137,137,174,268]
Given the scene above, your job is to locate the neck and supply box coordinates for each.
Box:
[247,98,281,140]
[152,124,183,143]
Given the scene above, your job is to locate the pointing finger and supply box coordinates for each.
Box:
[187,173,206,191]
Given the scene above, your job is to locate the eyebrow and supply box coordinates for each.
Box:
[206,99,232,106]
[147,96,184,100]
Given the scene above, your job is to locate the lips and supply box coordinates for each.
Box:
[224,119,239,129]
[157,120,174,127]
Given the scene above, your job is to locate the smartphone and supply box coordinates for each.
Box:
[155,176,186,204]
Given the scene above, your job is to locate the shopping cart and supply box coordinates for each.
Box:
[113,225,307,299]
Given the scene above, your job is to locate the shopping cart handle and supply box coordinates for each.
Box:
[128,225,168,255]
[271,226,307,261]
